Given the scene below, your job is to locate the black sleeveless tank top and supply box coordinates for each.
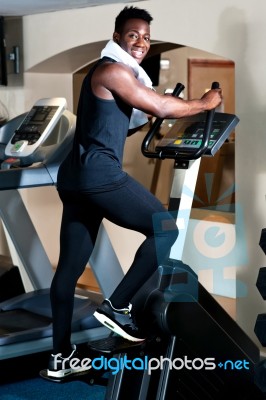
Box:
[57,57,132,192]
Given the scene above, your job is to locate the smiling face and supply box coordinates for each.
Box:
[113,18,151,64]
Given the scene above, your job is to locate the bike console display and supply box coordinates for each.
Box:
[5,98,67,158]
[155,112,239,159]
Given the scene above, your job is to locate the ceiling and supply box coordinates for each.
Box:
[0,0,145,16]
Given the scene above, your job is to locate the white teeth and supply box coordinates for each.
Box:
[133,51,143,56]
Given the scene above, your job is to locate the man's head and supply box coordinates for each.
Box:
[114,6,153,34]
[113,6,153,64]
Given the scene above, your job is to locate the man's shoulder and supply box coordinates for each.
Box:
[100,57,132,71]
[96,60,135,80]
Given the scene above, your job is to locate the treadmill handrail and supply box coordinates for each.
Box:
[141,81,219,161]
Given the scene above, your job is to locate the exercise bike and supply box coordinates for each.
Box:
[86,82,262,399]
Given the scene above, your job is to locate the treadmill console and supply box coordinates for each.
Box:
[155,112,239,157]
[5,98,67,158]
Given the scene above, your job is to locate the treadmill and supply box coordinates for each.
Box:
[0,98,124,360]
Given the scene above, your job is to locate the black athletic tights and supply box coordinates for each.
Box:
[50,175,178,355]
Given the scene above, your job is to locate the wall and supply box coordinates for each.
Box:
[0,0,265,352]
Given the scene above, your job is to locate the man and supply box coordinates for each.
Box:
[45,6,222,380]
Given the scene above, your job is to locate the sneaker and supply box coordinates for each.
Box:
[93,299,145,342]
[46,344,91,379]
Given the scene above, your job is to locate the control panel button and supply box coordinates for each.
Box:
[11,140,28,153]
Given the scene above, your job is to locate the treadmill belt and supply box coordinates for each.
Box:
[0,309,52,345]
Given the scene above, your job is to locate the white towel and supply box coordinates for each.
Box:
[101,40,153,129]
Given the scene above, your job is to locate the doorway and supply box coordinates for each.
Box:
[188,58,235,212]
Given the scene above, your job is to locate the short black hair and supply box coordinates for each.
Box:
[114,6,153,33]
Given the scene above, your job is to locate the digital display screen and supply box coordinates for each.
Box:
[31,110,49,122]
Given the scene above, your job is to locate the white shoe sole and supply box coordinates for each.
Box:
[93,311,145,342]
[47,365,91,378]
[47,368,72,378]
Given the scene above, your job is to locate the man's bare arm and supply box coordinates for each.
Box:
[93,62,222,119]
